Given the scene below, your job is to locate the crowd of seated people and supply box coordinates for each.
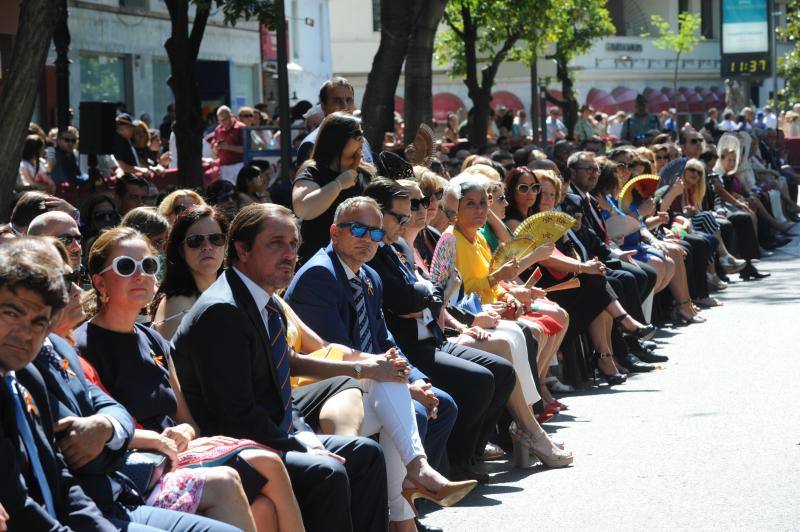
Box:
[2,76,798,532]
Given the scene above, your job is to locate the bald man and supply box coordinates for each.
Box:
[28,211,83,270]
[212,105,245,183]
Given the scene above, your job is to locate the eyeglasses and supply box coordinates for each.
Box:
[425,189,444,202]
[516,183,541,194]
[56,234,82,246]
[337,222,385,242]
[613,162,633,169]
[496,195,508,203]
[385,211,411,225]
[99,255,160,277]
[239,113,254,118]
[352,130,364,140]
[574,166,600,173]
[410,197,431,211]
[60,137,78,143]
[184,233,226,249]
[93,210,118,222]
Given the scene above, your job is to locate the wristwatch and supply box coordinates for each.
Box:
[354,363,363,380]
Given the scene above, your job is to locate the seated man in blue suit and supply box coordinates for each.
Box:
[0,238,117,531]
[17,248,236,531]
[284,197,462,477]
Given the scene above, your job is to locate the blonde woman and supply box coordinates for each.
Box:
[158,189,206,225]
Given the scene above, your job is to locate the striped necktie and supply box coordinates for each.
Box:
[265,299,293,433]
[349,274,373,353]
[4,374,57,518]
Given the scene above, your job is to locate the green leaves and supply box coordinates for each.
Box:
[645,12,702,55]
[195,0,279,27]
[778,0,800,105]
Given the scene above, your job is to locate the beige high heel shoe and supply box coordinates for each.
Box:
[510,422,573,468]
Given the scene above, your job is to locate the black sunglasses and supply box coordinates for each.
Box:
[337,222,385,242]
[93,210,119,222]
[425,189,444,202]
[185,233,226,249]
[57,234,82,246]
[410,197,431,211]
[385,211,411,225]
[60,137,78,143]
[517,183,541,194]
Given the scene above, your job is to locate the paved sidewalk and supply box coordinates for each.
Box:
[420,238,800,532]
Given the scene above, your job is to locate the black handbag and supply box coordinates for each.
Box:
[120,451,169,496]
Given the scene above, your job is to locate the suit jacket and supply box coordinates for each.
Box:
[366,242,445,350]
[0,364,115,531]
[284,244,427,383]
[19,334,136,513]
[172,268,313,453]
[561,192,612,261]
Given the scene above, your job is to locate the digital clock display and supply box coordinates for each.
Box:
[721,55,771,77]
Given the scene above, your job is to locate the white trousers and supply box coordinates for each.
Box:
[359,380,425,522]
[491,320,541,405]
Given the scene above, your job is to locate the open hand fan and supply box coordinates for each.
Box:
[618,174,660,212]
[512,211,575,246]
[429,233,457,287]
[490,236,536,272]
[412,123,434,165]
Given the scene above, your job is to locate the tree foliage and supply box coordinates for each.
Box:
[546,0,614,134]
[164,0,276,188]
[436,0,556,145]
[778,0,800,108]
[644,12,702,107]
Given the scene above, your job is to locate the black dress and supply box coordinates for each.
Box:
[73,322,176,432]
[293,164,371,264]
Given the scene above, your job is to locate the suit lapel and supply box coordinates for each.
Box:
[327,246,357,310]
[225,270,283,396]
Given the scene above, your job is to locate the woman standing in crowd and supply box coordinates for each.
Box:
[292,112,374,263]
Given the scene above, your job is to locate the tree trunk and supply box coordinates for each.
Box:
[673,52,680,111]
[164,0,209,190]
[361,1,420,152]
[403,0,448,146]
[556,54,578,136]
[466,88,491,147]
[0,0,59,219]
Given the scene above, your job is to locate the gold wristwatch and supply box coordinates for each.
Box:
[354,363,363,379]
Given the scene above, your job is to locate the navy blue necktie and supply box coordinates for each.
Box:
[265,299,293,433]
[4,374,57,518]
[41,343,69,380]
[349,274,374,353]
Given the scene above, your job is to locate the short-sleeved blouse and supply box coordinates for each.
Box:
[293,164,371,263]
[74,322,177,432]
[448,226,505,303]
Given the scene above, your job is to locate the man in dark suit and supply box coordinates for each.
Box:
[284,196,461,477]
[0,238,116,531]
[358,180,515,480]
[172,203,387,532]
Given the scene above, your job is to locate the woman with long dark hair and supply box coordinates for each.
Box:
[503,167,541,233]
[151,205,229,339]
[291,112,374,263]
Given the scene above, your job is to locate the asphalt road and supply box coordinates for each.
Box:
[420,236,800,532]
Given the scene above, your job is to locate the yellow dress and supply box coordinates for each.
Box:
[447,226,505,304]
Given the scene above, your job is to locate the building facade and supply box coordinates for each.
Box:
[330,0,791,122]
